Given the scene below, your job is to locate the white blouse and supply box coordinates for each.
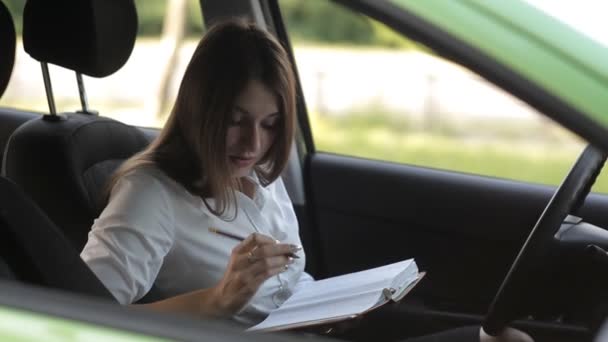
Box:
[80,166,314,325]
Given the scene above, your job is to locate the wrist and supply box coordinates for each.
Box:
[199,286,231,319]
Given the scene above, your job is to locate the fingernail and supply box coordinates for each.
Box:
[288,253,300,259]
[283,264,289,271]
[275,239,281,244]
[290,245,302,252]
[287,256,294,264]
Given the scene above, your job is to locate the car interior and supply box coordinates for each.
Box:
[0,0,607,341]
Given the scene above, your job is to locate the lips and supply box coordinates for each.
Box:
[229,155,256,168]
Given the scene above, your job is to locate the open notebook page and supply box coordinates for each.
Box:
[248,258,416,331]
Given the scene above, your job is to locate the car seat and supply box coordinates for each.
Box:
[3,0,151,251]
[0,176,116,300]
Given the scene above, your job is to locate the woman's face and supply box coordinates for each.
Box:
[226,79,280,178]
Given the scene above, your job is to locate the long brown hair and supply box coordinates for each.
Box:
[108,19,296,217]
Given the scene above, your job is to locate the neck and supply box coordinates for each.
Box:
[238,178,256,199]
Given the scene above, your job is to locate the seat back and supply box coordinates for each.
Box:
[0,255,15,280]
[2,0,149,250]
[0,5,27,283]
[0,109,40,170]
[0,1,40,171]
[0,0,14,98]
[0,176,115,300]
[4,114,150,248]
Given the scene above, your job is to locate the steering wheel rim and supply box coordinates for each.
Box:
[483,144,607,335]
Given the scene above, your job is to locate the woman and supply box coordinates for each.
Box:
[80,19,531,342]
[81,18,307,325]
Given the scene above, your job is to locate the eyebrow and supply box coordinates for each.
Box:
[234,105,280,118]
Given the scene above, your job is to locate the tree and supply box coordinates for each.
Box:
[146,0,188,119]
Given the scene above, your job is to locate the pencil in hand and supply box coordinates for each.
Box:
[208,227,300,259]
[208,227,246,241]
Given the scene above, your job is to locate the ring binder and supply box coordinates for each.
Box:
[248,259,425,332]
[383,288,396,300]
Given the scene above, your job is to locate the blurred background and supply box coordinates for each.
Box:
[2,0,608,192]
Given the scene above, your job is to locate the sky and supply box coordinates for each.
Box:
[525,0,608,47]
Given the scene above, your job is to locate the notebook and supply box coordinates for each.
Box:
[248,258,423,332]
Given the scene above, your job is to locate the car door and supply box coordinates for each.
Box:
[261,0,608,322]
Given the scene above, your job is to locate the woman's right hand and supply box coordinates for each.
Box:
[211,233,299,316]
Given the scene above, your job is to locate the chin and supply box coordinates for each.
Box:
[232,167,252,179]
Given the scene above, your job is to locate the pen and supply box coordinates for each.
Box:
[208,227,300,258]
[208,227,247,241]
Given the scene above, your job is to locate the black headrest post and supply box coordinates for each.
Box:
[40,62,56,115]
[40,62,65,122]
[75,72,97,116]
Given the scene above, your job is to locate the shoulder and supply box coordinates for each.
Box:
[120,164,168,184]
[99,165,178,235]
[109,164,185,209]
[115,165,178,195]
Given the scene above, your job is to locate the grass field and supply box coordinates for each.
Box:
[310,112,608,194]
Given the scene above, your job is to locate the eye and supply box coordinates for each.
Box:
[262,116,280,130]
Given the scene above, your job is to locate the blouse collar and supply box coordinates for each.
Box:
[241,170,268,210]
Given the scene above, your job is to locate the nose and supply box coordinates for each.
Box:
[240,123,261,153]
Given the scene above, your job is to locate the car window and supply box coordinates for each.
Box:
[281,0,608,193]
[0,0,204,128]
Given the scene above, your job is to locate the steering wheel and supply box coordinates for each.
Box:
[483,144,607,335]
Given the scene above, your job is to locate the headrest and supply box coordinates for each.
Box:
[23,0,137,77]
[0,1,16,97]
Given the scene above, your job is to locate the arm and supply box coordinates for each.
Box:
[83,170,296,318]
[82,170,176,304]
[137,233,299,318]
[136,287,223,318]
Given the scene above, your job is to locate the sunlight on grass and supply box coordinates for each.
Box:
[310,112,608,193]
